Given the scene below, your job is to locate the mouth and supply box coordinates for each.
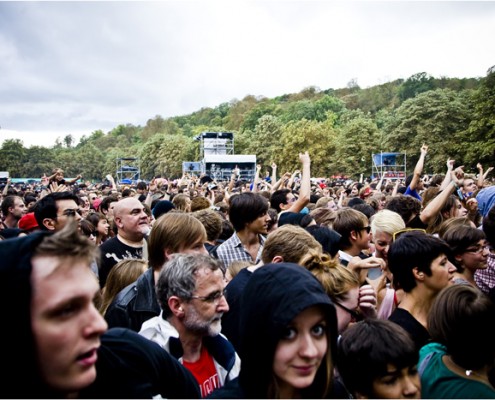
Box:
[293,365,317,376]
[77,347,99,367]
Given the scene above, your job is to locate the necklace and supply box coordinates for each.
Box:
[446,356,486,380]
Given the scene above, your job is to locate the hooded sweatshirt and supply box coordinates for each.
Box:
[208,262,338,399]
[0,231,200,399]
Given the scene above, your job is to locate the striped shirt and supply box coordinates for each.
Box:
[216,232,266,270]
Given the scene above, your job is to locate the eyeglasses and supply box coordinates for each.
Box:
[58,209,82,218]
[392,228,427,242]
[190,288,227,304]
[334,301,363,322]
[465,244,491,254]
[360,226,371,234]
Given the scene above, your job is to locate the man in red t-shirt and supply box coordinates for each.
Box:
[139,254,241,397]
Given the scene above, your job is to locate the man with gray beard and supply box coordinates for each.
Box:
[139,253,240,398]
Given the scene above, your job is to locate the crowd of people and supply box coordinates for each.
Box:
[1,146,495,398]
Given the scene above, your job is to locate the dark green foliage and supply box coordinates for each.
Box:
[2,70,491,180]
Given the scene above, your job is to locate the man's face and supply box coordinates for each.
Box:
[114,198,149,238]
[30,255,107,394]
[10,196,27,219]
[280,193,296,211]
[177,236,208,256]
[182,268,228,337]
[51,200,82,231]
[246,211,271,235]
[463,179,477,194]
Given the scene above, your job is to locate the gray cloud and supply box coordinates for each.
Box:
[1,1,494,147]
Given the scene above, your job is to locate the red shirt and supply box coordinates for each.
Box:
[182,346,219,397]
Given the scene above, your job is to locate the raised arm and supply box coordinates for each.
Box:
[252,164,262,193]
[285,152,311,213]
[439,158,455,191]
[409,144,428,191]
[271,162,277,187]
[420,170,462,225]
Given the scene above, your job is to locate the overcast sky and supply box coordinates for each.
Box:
[1,0,494,148]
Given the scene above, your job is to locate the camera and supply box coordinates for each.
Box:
[208,183,218,190]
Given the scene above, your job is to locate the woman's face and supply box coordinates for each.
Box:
[372,231,393,263]
[97,218,110,236]
[334,286,360,334]
[273,306,328,398]
[450,199,467,218]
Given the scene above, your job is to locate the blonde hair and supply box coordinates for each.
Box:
[370,209,405,237]
[261,225,322,264]
[99,259,147,316]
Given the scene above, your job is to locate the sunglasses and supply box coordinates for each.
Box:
[58,209,82,218]
[392,228,426,242]
[334,301,363,322]
[360,226,371,234]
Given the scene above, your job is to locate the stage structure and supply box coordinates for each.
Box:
[371,152,407,180]
[202,154,256,181]
[116,157,140,184]
[194,131,235,159]
[182,131,256,181]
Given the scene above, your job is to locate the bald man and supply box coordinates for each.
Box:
[98,197,150,288]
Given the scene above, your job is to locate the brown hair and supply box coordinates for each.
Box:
[148,212,206,270]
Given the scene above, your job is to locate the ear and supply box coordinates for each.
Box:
[164,248,174,260]
[42,218,56,231]
[350,230,359,242]
[271,255,284,263]
[412,267,424,281]
[114,216,123,229]
[168,296,185,318]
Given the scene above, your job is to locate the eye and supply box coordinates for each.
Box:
[281,327,297,340]
[311,323,326,337]
[54,301,81,319]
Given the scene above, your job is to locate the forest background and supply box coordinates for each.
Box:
[1,66,494,181]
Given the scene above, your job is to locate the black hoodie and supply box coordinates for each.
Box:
[0,231,200,399]
[209,262,338,399]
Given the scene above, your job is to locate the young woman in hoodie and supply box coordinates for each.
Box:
[208,262,343,399]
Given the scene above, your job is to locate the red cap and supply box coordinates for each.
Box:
[18,212,39,231]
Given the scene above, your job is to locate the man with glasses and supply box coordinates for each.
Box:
[33,191,82,231]
[139,253,240,398]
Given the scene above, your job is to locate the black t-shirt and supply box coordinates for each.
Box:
[98,237,143,288]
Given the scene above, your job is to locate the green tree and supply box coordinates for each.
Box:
[382,89,473,173]
[398,72,435,102]
[277,119,338,176]
[23,146,56,178]
[461,66,495,167]
[0,139,26,177]
[139,134,196,179]
[333,111,380,179]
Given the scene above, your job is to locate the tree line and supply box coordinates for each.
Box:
[1,68,494,181]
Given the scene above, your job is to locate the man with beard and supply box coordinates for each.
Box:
[139,253,240,398]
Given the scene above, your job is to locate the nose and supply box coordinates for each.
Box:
[299,333,319,358]
[85,303,108,337]
[217,293,229,313]
[402,375,420,397]
[447,260,457,273]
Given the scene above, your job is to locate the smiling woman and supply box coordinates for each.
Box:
[207,262,342,399]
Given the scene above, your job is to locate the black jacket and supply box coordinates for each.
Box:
[80,328,201,399]
[105,268,160,332]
